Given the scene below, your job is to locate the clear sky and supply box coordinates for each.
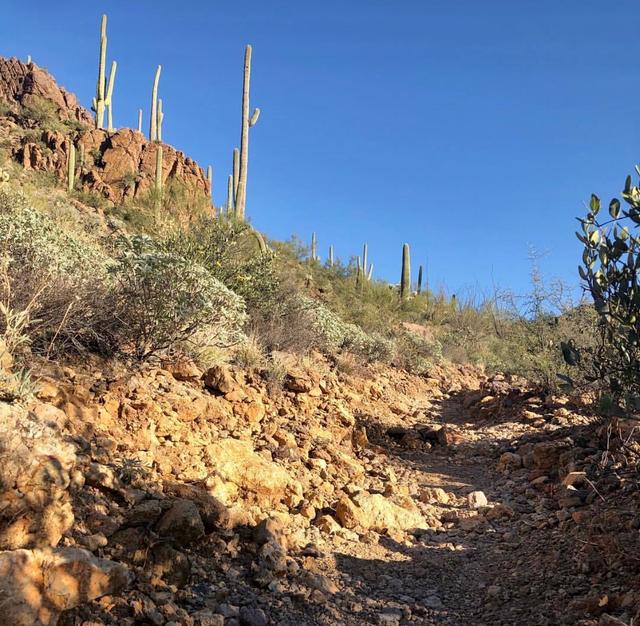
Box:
[2,1,638,297]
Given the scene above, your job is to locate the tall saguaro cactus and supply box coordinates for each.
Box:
[67,142,76,192]
[311,232,318,261]
[400,243,411,300]
[93,15,117,130]
[417,265,423,294]
[149,65,162,142]
[235,45,260,220]
[328,245,334,267]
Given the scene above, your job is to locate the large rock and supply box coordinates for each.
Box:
[0,402,76,550]
[0,547,130,626]
[335,493,427,531]
[205,438,302,508]
[155,499,205,547]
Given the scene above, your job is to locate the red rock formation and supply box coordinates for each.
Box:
[0,56,211,205]
[0,57,92,124]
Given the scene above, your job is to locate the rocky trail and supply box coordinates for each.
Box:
[2,354,638,626]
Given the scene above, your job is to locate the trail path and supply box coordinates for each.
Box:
[271,390,592,626]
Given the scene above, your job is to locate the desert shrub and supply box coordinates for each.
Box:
[21,95,84,133]
[109,234,246,360]
[0,189,115,354]
[166,217,278,313]
[392,329,442,374]
[577,181,640,407]
[292,295,393,361]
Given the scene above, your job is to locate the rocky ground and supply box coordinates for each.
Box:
[1,350,639,626]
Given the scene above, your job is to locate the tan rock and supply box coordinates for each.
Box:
[419,487,450,505]
[0,547,130,626]
[202,365,235,395]
[335,493,427,531]
[206,438,301,508]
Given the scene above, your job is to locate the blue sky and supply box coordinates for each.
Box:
[2,1,638,297]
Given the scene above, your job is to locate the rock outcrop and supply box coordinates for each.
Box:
[0,57,92,124]
[0,56,210,206]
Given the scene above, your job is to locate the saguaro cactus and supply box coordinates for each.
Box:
[137,109,143,133]
[155,145,163,194]
[235,45,260,220]
[232,148,240,204]
[311,232,318,261]
[400,243,411,300]
[93,15,108,129]
[92,16,117,130]
[328,245,334,267]
[417,265,423,294]
[149,65,162,141]
[67,142,76,192]
[207,166,213,199]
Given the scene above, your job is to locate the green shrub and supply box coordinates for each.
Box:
[166,217,278,313]
[577,181,640,405]
[392,329,442,374]
[109,235,247,360]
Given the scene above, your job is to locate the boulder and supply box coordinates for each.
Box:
[0,547,130,626]
[155,499,205,547]
[206,438,302,508]
[335,493,427,531]
[202,365,236,395]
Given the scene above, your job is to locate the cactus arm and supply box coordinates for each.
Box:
[157,98,164,142]
[232,148,240,204]
[105,60,117,132]
[226,174,234,216]
[367,264,374,281]
[250,107,260,127]
[149,65,162,141]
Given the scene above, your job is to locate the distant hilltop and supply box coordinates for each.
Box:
[0,56,209,208]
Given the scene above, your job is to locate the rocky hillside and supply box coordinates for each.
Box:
[1,348,639,626]
[0,57,209,206]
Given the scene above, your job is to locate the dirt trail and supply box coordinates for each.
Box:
[276,389,606,626]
